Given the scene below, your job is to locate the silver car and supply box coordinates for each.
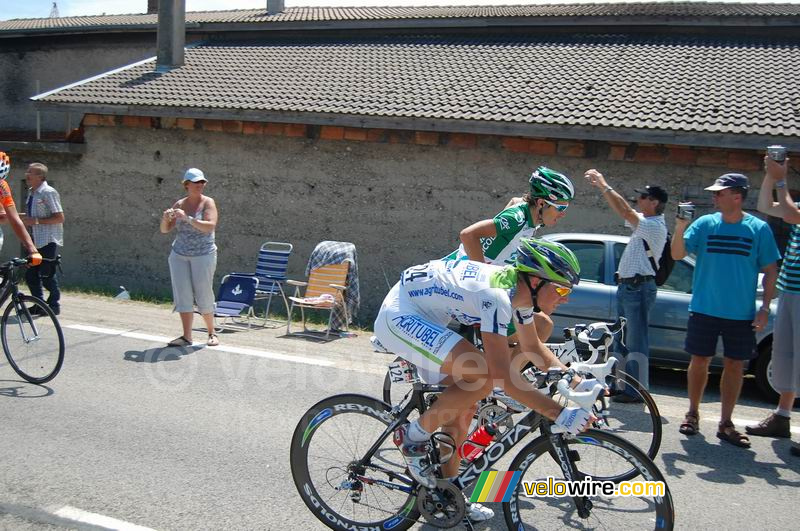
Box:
[543,233,779,401]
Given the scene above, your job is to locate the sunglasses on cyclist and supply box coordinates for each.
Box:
[543,200,570,212]
[554,285,572,297]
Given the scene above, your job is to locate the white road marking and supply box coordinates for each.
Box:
[53,505,155,530]
[65,323,794,431]
[65,324,335,368]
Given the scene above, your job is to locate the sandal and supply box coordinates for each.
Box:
[717,420,751,448]
[207,334,220,347]
[167,336,192,347]
[679,411,700,436]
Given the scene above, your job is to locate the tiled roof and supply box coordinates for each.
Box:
[35,34,800,142]
[3,3,800,32]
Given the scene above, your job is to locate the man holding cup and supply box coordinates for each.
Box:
[672,172,780,448]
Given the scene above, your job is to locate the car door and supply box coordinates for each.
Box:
[550,239,615,339]
[612,241,695,363]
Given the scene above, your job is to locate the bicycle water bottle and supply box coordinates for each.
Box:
[459,423,498,462]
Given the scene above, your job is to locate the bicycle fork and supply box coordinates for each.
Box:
[548,433,592,519]
[12,296,41,344]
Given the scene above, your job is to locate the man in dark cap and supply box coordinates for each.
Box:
[585,169,668,402]
[672,172,780,448]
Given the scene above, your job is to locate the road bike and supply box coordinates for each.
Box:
[290,360,674,530]
[382,318,662,466]
[0,257,65,384]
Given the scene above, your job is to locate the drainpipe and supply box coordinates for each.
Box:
[156,0,185,71]
[267,1,285,15]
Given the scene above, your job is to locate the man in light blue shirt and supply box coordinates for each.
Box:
[672,172,779,448]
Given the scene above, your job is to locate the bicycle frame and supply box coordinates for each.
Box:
[356,381,581,507]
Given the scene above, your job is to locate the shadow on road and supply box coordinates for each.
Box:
[662,434,800,485]
[0,379,54,399]
[123,345,204,363]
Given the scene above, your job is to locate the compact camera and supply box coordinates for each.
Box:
[767,145,787,164]
[677,202,695,221]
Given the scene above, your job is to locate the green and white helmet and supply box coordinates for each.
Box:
[529,166,575,202]
[515,238,580,287]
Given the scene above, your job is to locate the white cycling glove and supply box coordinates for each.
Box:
[573,377,603,393]
[555,406,592,435]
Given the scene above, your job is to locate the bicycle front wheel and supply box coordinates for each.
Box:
[2,294,65,384]
[290,393,420,531]
[504,429,674,530]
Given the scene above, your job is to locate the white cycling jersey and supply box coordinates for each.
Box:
[374,259,519,383]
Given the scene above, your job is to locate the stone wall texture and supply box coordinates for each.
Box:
[4,118,793,325]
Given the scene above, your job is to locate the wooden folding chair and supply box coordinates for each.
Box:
[286,262,350,339]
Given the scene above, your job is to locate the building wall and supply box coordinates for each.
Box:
[2,117,787,324]
[0,36,156,136]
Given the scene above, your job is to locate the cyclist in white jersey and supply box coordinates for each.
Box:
[374,239,598,508]
[445,166,575,266]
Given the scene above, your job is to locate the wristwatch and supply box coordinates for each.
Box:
[775,180,787,189]
[602,185,614,194]
[758,307,770,315]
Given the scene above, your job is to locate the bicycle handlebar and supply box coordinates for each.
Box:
[555,380,605,413]
[570,357,617,381]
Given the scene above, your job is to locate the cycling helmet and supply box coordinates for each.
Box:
[0,152,9,180]
[515,238,580,287]
[529,166,575,202]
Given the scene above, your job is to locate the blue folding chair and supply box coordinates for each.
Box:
[213,274,259,331]
[230,241,292,327]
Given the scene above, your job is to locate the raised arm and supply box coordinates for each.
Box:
[584,169,640,227]
[766,157,800,224]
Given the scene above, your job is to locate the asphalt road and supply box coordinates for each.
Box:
[1,294,798,530]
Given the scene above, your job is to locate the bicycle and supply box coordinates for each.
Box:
[0,257,65,384]
[291,361,674,530]
[382,317,662,467]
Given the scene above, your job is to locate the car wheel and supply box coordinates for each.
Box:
[753,338,800,407]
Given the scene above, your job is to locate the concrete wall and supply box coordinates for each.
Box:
[0,36,156,135]
[5,123,770,325]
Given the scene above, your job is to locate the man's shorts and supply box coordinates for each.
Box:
[373,283,464,384]
[685,312,756,360]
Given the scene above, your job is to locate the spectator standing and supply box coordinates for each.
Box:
[160,168,219,347]
[750,155,800,457]
[585,169,668,403]
[22,163,65,315]
[672,173,779,448]
[0,152,42,263]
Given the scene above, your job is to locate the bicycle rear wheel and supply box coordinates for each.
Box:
[504,429,674,530]
[290,394,419,531]
[1,294,65,384]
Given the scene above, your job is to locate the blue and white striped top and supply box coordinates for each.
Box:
[778,204,800,294]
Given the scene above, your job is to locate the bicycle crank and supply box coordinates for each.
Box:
[417,480,465,528]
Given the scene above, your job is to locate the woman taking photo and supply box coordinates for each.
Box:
[160,168,219,347]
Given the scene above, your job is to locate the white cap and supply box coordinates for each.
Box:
[182,168,207,183]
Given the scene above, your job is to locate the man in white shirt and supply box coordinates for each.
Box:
[585,169,668,402]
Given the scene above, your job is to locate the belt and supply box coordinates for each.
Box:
[618,274,654,285]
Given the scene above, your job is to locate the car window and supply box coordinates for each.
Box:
[560,241,605,283]
[660,259,693,293]
[613,242,626,272]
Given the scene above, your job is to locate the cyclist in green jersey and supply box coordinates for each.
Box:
[445,166,575,266]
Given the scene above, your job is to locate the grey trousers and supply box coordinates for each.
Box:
[168,250,217,314]
[772,291,800,394]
